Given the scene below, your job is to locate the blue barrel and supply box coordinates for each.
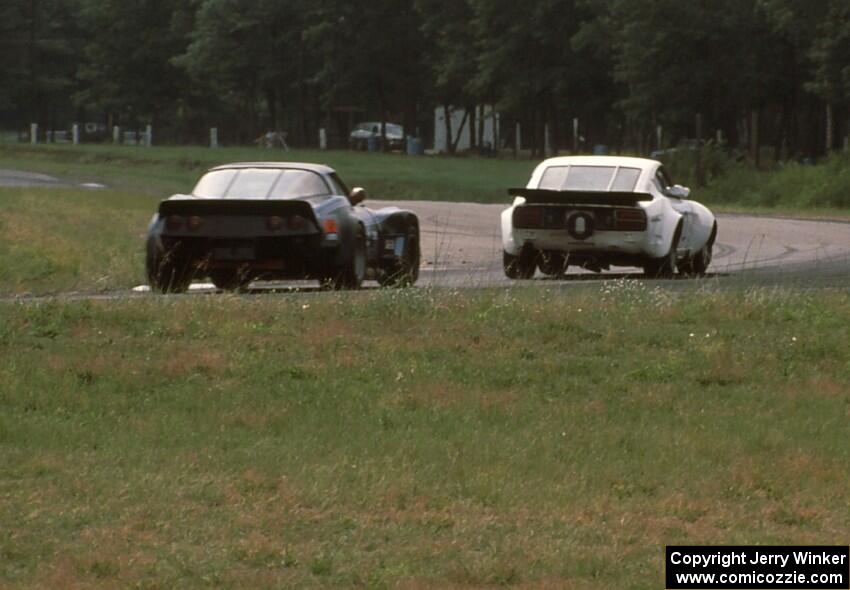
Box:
[367,136,380,152]
[406,137,424,156]
[406,137,415,155]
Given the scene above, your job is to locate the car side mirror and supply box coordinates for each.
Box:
[668,184,690,199]
[349,187,367,206]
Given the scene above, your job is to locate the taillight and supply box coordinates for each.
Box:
[288,215,307,231]
[267,215,284,231]
[513,206,544,228]
[187,215,204,231]
[323,219,338,235]
[165,215,184,231]
[614,208,647,231]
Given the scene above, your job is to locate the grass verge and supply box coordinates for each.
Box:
[0,143,535,203]
[0,187,157,294]
[3,143,850,216]
[1,287,849,588]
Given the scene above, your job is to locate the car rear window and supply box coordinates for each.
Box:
[226,169,280,199]
[539,165,642,192]
[192,168,331,199]
[192,169,237,198]
[610,167,641,191]
[268,170,331,198]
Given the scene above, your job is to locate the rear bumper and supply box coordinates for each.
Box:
[158,233,332,278]
[511,228,649,256]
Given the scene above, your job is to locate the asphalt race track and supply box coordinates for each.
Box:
[383,200,850,290]
[3,170,849,297]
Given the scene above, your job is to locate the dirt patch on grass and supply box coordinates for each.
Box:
[161,348,229,377]
[383,382,521,411]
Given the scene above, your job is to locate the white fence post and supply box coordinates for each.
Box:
[515,123,521,154]
[72,124,79,145]
[113,126,120,144]
[145,124,152,147]
[210,127,218,149]
[319,128,327,150]
[30,123,38,145]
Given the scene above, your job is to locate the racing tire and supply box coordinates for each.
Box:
[643,224,681,279]
[322,225,366,290]
[378,230,420,288]
[687,223,716,276]
[538,252,568,276]
[147,240,192,293]
[503,248,536,280]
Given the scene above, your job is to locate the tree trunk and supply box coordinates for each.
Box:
[468,105,476,151]
[750,109,760,168]
[530,108,538,158]
[551,102,560,156]
[297,46,307,146]
[825,103,834,155]
[266,87,278,130]
[695,113,705,187]
[478,104,486,150]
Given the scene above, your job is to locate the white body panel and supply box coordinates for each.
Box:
[501,155,716,271]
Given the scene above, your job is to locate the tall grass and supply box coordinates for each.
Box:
[658,146,850,213]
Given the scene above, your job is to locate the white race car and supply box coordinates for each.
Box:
[501,155,717,278]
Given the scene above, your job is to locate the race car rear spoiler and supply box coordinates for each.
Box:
[508,188,654,207]
[159,198,318,223]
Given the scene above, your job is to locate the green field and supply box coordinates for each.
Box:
[2,288,849,588]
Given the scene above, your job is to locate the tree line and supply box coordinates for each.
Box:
[1,0,848,159]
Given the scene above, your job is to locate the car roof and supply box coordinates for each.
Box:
[536,155,660,170]
[526,155,663,192]
[208,162,336,175]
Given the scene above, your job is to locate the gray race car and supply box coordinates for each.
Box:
[145,162,420,292]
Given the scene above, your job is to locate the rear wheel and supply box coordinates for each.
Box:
[643,250,676,278]
[321,225,366,290]
[146,238,192,293]
[687,223,716,276]
[538,252,568,276]
[379,230,419,287]
[503,247,536,279]
[643,224,681,278]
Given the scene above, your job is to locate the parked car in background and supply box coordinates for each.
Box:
[349,122,405,151]
[145,162,420,292]
[501,156,717,278]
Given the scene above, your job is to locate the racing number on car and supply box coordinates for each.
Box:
[567,211,594,240]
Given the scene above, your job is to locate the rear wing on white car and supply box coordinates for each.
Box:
[508,188,654,207]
